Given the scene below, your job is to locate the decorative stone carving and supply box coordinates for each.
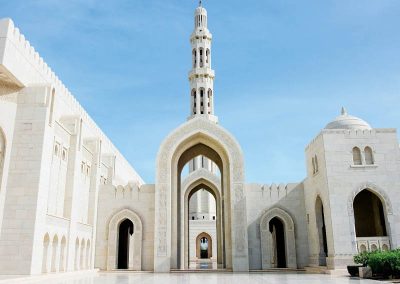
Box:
[154,117,249,272]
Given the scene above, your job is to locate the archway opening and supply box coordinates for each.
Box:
[42,234,50,273]
[200,237,210,258]
[187,184,217,269]
[59,237,66,272]
[51,235,59,272]
[315,196,328,266]
[176,142,227,270]
[117,219,134,269]
[269,217,286,268]
[353,190,387,237]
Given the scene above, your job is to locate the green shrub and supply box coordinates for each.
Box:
[354,251,373,266]
[353,249,400,279]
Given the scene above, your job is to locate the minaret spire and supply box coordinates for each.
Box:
[188,2,217,122]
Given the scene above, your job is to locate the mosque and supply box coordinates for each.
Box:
[0,2,398,275]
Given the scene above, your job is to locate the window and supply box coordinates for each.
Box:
[54,143,60,157]
[192,49,197,68]
[49,89,55,126]
[364,147,374,165]
[352,147,362,165]
[311,157,315,174]
[199,48,204,68]
[62,148,68,161]
[314,155,319,173]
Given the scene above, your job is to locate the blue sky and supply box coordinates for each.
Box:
[2,0,400,183]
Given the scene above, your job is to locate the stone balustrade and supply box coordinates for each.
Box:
[356,236,391,252]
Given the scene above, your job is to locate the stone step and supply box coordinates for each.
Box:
[250,268,306,273]
[170,269,232,273]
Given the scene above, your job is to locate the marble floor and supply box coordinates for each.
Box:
[0,272,382,284]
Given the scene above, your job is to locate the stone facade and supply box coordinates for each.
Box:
[0,3,399,276]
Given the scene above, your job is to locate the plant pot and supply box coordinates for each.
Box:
[347,265,363,277]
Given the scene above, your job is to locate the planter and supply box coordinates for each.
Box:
[347,265,363,277]
[358,266,372,278]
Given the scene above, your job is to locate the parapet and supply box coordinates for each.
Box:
[0,18,144,185]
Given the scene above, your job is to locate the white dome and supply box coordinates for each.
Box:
[325,107,372,130]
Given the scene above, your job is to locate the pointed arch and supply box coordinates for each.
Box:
[352,147,362,165]
[107,209,143,270]
[183,172,221,268]
[364,146,374,165]
[80,239,86,270]
[199,47,204,68]
[74,237,80,270]
[196,232,213,259]
[348,183,394,252]
[155,118,248,272]
[315,196,328,266]
[260,207,297,269]
[42,233,50,273]
[86,239,91,269]
[51,234,59,272]
[59,236,67,272]
[192,49,197,68]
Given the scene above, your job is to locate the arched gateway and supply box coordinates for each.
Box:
[155,117,249,272]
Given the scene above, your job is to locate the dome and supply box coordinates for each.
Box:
[324,107,372,130]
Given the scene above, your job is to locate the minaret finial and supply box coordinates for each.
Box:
[341,106,347,115]
[199,0,202,7]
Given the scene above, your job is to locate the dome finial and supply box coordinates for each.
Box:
[341,106,347,116]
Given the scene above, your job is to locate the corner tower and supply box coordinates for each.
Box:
[189,2,217,122]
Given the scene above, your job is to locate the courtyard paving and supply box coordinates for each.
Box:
[0,272,384,284]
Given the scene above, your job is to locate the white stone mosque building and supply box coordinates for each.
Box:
[0,2,399,276]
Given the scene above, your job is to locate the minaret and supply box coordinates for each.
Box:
[188,1,217,122]
[188,2,217,221]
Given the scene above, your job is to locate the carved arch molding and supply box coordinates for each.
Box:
[260,207,297,269]
[107,209,142,270]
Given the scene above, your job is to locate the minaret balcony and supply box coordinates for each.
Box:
[188,68,215,79]
[191,30,212,40]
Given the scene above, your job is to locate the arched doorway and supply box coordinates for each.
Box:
[107,209,142,270]
[353,189,390,252]
[315,196,328,266]
[354,190,387,237]
[260,207,297,269]
[155,119,248,272]
[182,170,220,269]
[117,219,134,269]
[196,232,213,259]
[269,217,286,268]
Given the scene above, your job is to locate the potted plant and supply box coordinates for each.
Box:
[348,252,369,277]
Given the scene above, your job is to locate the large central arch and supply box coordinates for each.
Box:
[155,118,249,272]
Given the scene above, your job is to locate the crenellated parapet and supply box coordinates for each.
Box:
[0,18,143,186]
[246,182,303,202]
